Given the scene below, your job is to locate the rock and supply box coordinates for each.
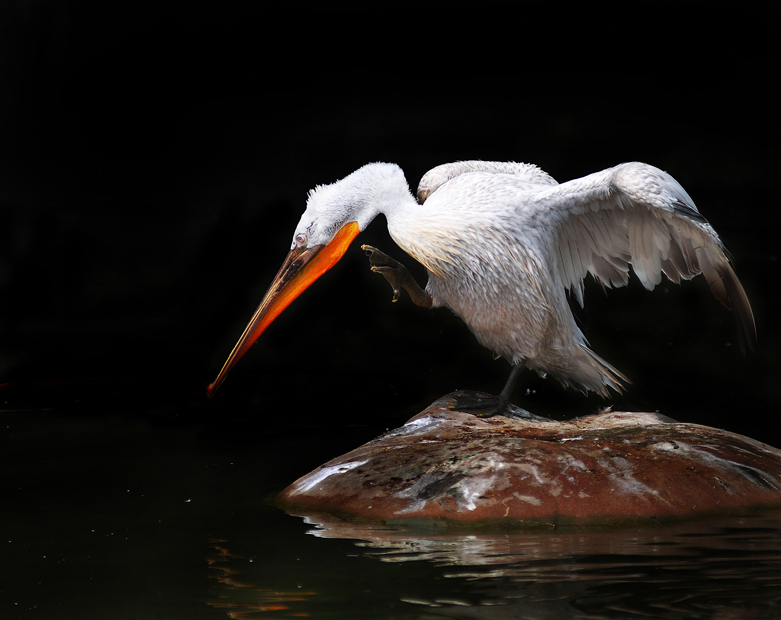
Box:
[277,392,781,526]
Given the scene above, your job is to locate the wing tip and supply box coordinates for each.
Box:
[717,263,757,355]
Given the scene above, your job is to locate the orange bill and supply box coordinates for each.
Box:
[207,221,360,397]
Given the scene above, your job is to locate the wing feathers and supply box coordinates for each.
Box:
[719,263,757,353]
[418,160,558,203]
[545,162,755,351]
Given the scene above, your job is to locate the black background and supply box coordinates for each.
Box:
[1,4,778,441]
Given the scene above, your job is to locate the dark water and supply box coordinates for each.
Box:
[4,401,781,620]
[211,510,781,620]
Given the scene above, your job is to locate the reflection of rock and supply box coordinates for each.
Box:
[278,392,781,526]
[290,509,781,618]
[297,508,781,570]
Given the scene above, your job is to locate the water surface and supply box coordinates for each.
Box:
[208,507,781,619]
[5,403,781,619]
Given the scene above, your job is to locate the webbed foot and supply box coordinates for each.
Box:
[448,391,509,418]
[448,389,539,421]
[362,245,405,302]
[361,245,432,308]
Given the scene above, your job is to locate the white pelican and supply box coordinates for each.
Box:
[207,161,755,414]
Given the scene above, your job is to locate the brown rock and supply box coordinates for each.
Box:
[277,392,781,526]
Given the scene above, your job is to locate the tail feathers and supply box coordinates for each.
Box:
[552,345,629,398]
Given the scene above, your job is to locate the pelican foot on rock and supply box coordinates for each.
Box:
[449,364,529,418]
[448,389,538,421]
[449,390,507,418]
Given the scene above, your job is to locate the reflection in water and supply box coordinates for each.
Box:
[207,537,318,618]
[208,509,781,619]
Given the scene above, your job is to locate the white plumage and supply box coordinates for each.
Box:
[210,160,755,405]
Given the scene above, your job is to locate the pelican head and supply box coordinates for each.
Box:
[206,163,411,396]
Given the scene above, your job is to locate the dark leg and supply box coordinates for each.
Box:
[361,245,432,308]
[450,364,524,418]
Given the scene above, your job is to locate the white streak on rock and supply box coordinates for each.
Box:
[289,460,369,495]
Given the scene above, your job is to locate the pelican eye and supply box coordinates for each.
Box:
[295,233,308,248]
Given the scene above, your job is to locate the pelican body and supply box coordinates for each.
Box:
[207,161,755,410]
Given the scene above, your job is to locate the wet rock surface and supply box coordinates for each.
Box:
[277,392,781,526]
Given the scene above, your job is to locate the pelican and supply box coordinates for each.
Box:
[206,161,755,415]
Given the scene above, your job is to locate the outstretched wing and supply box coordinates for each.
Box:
[537,162,756,353]
[417,160,558,204]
